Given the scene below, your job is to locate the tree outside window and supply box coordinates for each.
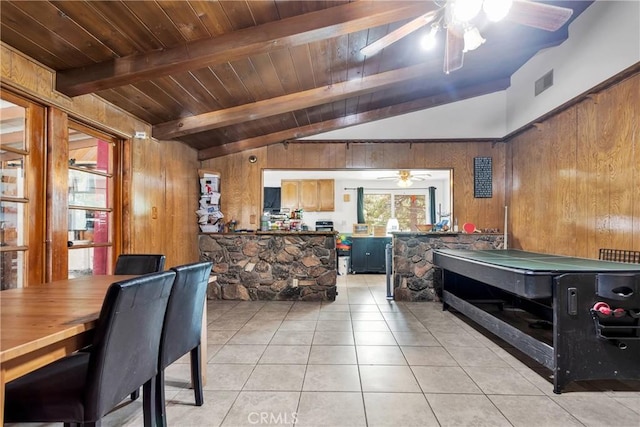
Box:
[363,194,391,226]
[363,193,426,231]
[395,195,426,230]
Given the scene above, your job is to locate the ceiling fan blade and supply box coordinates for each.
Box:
[507,0,574,31]
[443,25,464,74]
[361,9,440,57]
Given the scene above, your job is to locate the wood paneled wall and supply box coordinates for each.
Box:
[201,141,507,232]
[507,73,640,258]
[127,138,200,268]
[1,42,200,274]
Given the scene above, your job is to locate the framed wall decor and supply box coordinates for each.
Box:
[473,157,493,198]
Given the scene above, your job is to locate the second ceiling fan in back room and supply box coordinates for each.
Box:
[377,170,432,187]
[360,0,574,74]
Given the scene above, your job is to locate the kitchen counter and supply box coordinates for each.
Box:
[256,230,337,235]
[201,231,337,235]
[392,232,504,302]
[199,232,337,301]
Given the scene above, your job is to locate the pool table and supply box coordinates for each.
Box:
[433,249,640,393]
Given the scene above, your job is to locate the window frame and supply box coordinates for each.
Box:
[364,192,428,231]
[0,91,46,288]
[66,120,122,278]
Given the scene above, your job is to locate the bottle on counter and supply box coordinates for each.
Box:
[261,212,270,231]
[453,218,459,232]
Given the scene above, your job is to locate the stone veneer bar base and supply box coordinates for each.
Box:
[199,232,337,301]
[392,233,504,302]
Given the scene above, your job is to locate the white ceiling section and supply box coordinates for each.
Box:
[303,91,508,140]
[506,0,640,132]
[304,0,639,141]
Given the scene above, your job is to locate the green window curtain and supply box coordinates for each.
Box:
[428,186,436,224]
[357,187,365,223]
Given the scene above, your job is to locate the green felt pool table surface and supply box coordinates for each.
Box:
[434,249,640,273]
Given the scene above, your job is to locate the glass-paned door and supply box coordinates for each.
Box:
[0,99,28,289]
[67,125,116,278]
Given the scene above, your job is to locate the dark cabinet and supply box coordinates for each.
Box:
[351,237,391,273]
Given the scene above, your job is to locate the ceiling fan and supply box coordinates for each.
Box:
[360,0,574,74]
[377,170,431,187]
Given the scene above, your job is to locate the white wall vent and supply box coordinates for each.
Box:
[535,70,554,96]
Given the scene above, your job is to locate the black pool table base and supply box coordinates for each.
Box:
[435,250,640,394]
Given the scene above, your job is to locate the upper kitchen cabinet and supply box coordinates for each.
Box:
[300,180,318,211]
[281,179,334,212]
[281,180,299,211]
[317,179,334,211]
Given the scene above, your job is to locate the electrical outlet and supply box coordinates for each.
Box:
[292,278,299,288]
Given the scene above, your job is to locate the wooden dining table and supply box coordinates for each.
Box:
[0,275,208,425]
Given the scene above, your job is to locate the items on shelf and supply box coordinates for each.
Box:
[263,208,307,231]
[336,234,352,251]
[196,170,224,233]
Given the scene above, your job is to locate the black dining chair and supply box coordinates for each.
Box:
[114,253,166,401]
[114,253,166,275]
[4,271,176,427]
[155,261,213,427]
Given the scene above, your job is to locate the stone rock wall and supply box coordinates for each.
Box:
[393,233,504,302]
[199,233,337,301]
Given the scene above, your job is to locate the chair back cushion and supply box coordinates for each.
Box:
[160,261,213,368]
[114,254,166,275]
[85,271,175,419]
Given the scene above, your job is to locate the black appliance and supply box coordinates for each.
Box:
[315,220,334,231]
[263,187,281,213]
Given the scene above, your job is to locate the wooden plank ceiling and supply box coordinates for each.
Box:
[0,1,593,159]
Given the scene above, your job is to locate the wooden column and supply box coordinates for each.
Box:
[46,108,69,281]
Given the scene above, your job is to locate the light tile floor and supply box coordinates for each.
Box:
[11,274,640,426]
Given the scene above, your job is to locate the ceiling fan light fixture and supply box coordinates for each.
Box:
[482,0,513,22]
[421,23,440,50]
[463,26,485,52]
[396,170,414,187]
[451,0,483,23]
[397,178,413,188]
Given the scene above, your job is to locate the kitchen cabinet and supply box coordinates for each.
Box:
[317,179,335,211]
[351,237,391,273]
[281,180,299,211]
[280,179,334,212]
[300,180,318,211]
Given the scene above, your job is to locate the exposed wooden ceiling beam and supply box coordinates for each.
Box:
[160,31,566,141]
[0,131,23,146]
[69,138,100,150]
[56,1,436,97]
[197,77,511,160]
[0,106,26,121]
[154,60,443,139]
